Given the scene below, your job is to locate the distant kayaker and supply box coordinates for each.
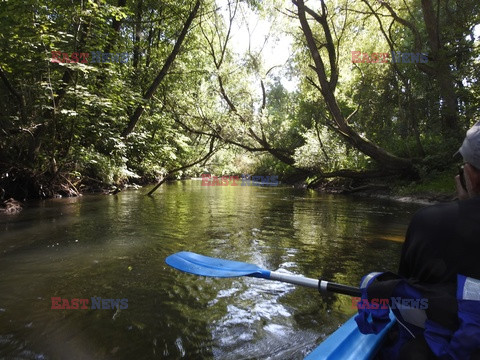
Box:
[356,122,480,359]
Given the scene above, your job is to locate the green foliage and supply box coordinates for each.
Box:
[78,146,138,185]
[1,0,479,198]
[395,168,457,196]
[0,0,216,196]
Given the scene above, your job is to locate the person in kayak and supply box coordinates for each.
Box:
[395,122,480,359]
[399,123,480,287]
[355,122,480,359]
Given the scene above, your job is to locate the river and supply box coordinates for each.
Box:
[0,180,423,359]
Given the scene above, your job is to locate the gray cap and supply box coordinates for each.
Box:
[456,121,480,169]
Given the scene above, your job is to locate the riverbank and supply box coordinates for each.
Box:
[379,169,456,204]
[0,165,151,202]
[312,169,456,205]
[0,166,457,212]
[350,187,454,205]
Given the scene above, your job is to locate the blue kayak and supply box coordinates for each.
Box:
[304,312,396,359]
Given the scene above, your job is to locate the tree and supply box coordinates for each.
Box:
[0,0,217,198]
[293,0,413,176]
[167,0,307,169]
[370,0,479,138]
[121,0,201,137]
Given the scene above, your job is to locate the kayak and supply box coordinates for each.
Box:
[304,311,396,360]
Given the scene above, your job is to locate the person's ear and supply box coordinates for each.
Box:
[455,174,469,200]
[465,164,480,194]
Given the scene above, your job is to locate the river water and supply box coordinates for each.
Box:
[0,181,423,359]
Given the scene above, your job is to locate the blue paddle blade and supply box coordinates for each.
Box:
[165,251,271,278]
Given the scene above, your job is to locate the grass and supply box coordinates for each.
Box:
[395,168,457,198]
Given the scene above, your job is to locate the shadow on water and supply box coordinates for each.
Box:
[0,181,423,359]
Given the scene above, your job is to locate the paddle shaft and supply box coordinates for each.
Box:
[166,251,362,297]
[268,271,361,297]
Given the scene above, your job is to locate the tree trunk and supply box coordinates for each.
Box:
[379,0,460,137]
[420,0,459,134]
[133,0,143,69]
[295,0,412,171]
[121,0,201,137]
[104,0,127,54]
[28,11,92,164]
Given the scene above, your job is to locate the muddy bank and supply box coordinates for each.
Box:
[0,166,80,201]
[0,166,147,206]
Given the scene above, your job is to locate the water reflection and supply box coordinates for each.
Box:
[0,181,422,359]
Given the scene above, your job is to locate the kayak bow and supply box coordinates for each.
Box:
[304,312,396,360]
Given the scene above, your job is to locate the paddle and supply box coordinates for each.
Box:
[166,251,361,297]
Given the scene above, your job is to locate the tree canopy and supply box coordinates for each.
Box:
[0,0,479,199]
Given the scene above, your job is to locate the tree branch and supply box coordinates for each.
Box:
[122,0,201,137]
[147,135,217,196]
[294,0,412,170]
[0,65,25,120]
